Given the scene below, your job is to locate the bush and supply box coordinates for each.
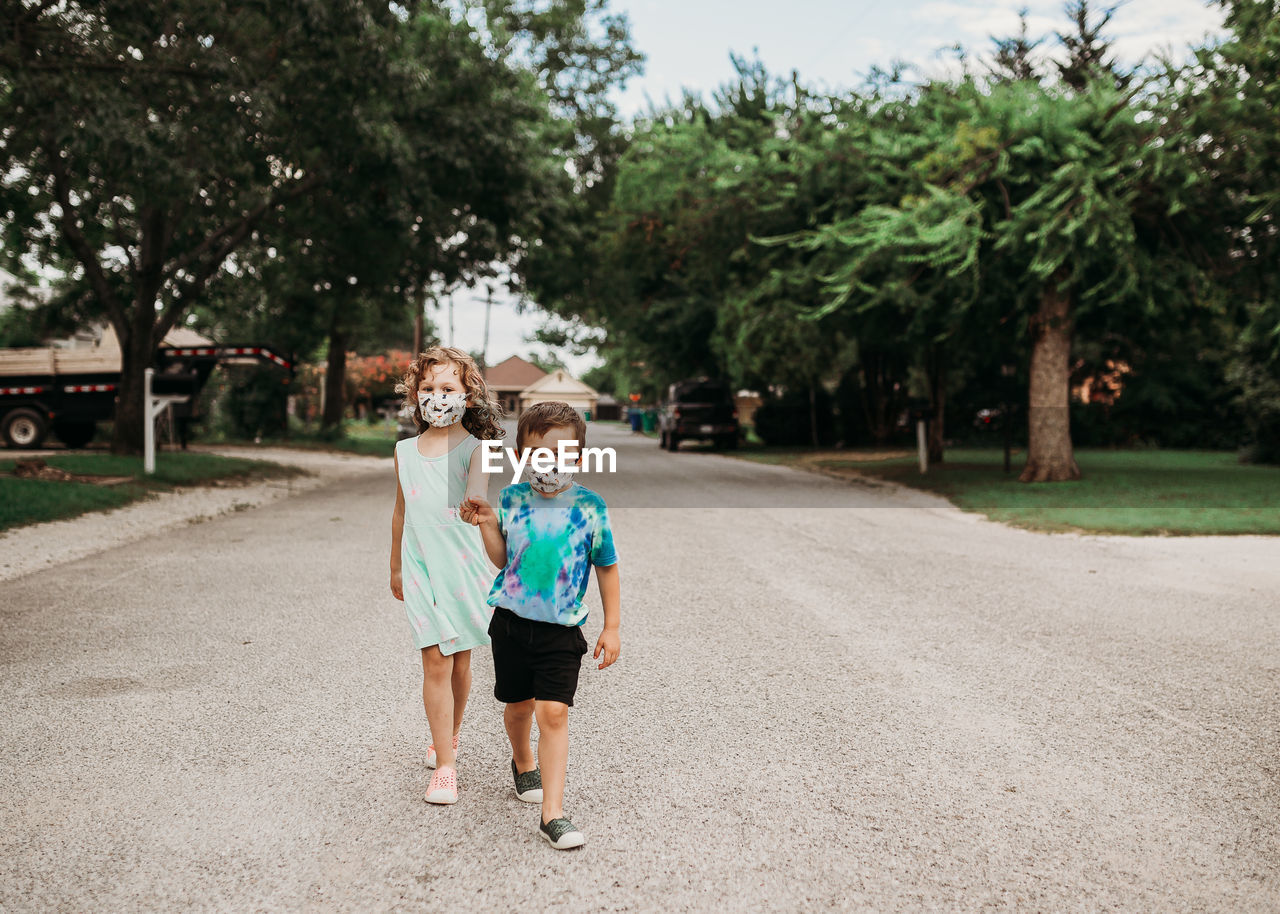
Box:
[1228,358,1280,464]
[753,387,836,447]
[1227,304,1280,465]
[204,366,289,440]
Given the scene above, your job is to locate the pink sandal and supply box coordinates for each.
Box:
[424,765,458,805]
[426,733,460,769]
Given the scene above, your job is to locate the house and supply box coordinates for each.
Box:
[593,393,622,421]
[483,355,547,415]
[517,368,600,418]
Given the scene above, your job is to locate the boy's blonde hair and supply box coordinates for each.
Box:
[516,401,586,452]
[396,346,505,440]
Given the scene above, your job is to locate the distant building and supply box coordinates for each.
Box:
[483,355,547,415]
[518,368,600,418]
[594,393,622,421]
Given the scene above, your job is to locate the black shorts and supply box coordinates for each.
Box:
[489,606,589,707]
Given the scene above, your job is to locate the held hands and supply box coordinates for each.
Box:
[594,628,620,671]
[459,495,496,527]
[390,568,403,601]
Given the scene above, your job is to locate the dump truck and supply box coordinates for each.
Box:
[0,326,292,449]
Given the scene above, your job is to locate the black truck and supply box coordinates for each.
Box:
[0,330,292,449]
[657,378,740,451]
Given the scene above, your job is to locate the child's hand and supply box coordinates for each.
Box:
[459,495,496,526]
[390,568,403,601]
[594,628,620,670]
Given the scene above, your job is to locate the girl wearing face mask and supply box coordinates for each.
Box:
[389,347,505,805]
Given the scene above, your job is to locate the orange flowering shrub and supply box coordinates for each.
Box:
[293,350,415,425]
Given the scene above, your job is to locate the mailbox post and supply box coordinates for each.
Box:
[908,396,931,474]
[144,368,190,475]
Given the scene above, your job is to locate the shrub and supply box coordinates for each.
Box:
[753,387,837,447]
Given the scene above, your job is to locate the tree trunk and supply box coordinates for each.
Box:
[111,337,147,456]
[927,345,946,464]
[858,351,893,446]
[321,329,348,431]
[111,210,173,455]
[110,303,160,456]
[808,384,819,448]
[1020,279,1081,482]
[856,364,876,445]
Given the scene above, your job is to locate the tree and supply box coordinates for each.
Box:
[1182,0,1280,463]
[779,66,1223,480]
[1056,1,1129,91]
[989,8,1042,83]
[1,1,642,446]
[258,6,559,430]
[0,0,405,453]
[540,58,858,422]
[486,0,644,353]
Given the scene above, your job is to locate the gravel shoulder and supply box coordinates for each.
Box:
[0,446,388,584]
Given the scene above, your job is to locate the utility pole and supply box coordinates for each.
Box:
[412,287,425,356]
[481,283,493,371]
[448,293,455,347]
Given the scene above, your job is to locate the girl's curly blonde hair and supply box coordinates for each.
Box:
[395,346,506,440]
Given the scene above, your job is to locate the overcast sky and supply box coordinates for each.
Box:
[445,0,1228,377]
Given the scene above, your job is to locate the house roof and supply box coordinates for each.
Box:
[483,354,546,390]
[97,324,215,351]
[162,326,217,347]
[519,368,599,399]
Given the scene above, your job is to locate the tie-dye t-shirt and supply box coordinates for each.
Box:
[486,481,618,627]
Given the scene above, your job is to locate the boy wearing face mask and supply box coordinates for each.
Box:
[390,348,506,806]
[459,400,621,850]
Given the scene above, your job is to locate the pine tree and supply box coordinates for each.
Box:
[1056,1,1129,91]
[989,8,1042,83]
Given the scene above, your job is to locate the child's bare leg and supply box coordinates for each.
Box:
[420,646,457,767]
[534,699,569,821]
[450,649,472,739]
[504,699,537,773]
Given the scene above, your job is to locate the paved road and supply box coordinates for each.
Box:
[2,424,1279,911]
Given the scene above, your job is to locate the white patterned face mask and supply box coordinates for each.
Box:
[524,462,576,494]
[418,392,467,428]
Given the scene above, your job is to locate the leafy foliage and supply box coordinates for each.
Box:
[0,0,640,444]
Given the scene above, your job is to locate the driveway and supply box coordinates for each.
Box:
[2,422,1278,911]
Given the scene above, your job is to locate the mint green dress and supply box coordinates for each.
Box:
[396,434,495,654]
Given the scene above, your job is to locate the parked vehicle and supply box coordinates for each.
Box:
[0,327,292,449]
[657,378,739,451]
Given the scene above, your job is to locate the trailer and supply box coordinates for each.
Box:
[0,327,293,449]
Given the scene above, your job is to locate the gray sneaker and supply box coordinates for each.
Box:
[539,816,584,850]
[511,760,543,804]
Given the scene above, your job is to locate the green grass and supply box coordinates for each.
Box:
[208,420,401,458]
[0,477,142,531]
[287,433,398,458]
[733,447,1280,536]
[212,434,397,458]
[0,452,301,532]
[342,422,401,443]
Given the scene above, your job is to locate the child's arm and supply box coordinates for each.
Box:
[461,495,508,568]
[463,441,493,505]
[390,452,405,601]
[593,563,620,670]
